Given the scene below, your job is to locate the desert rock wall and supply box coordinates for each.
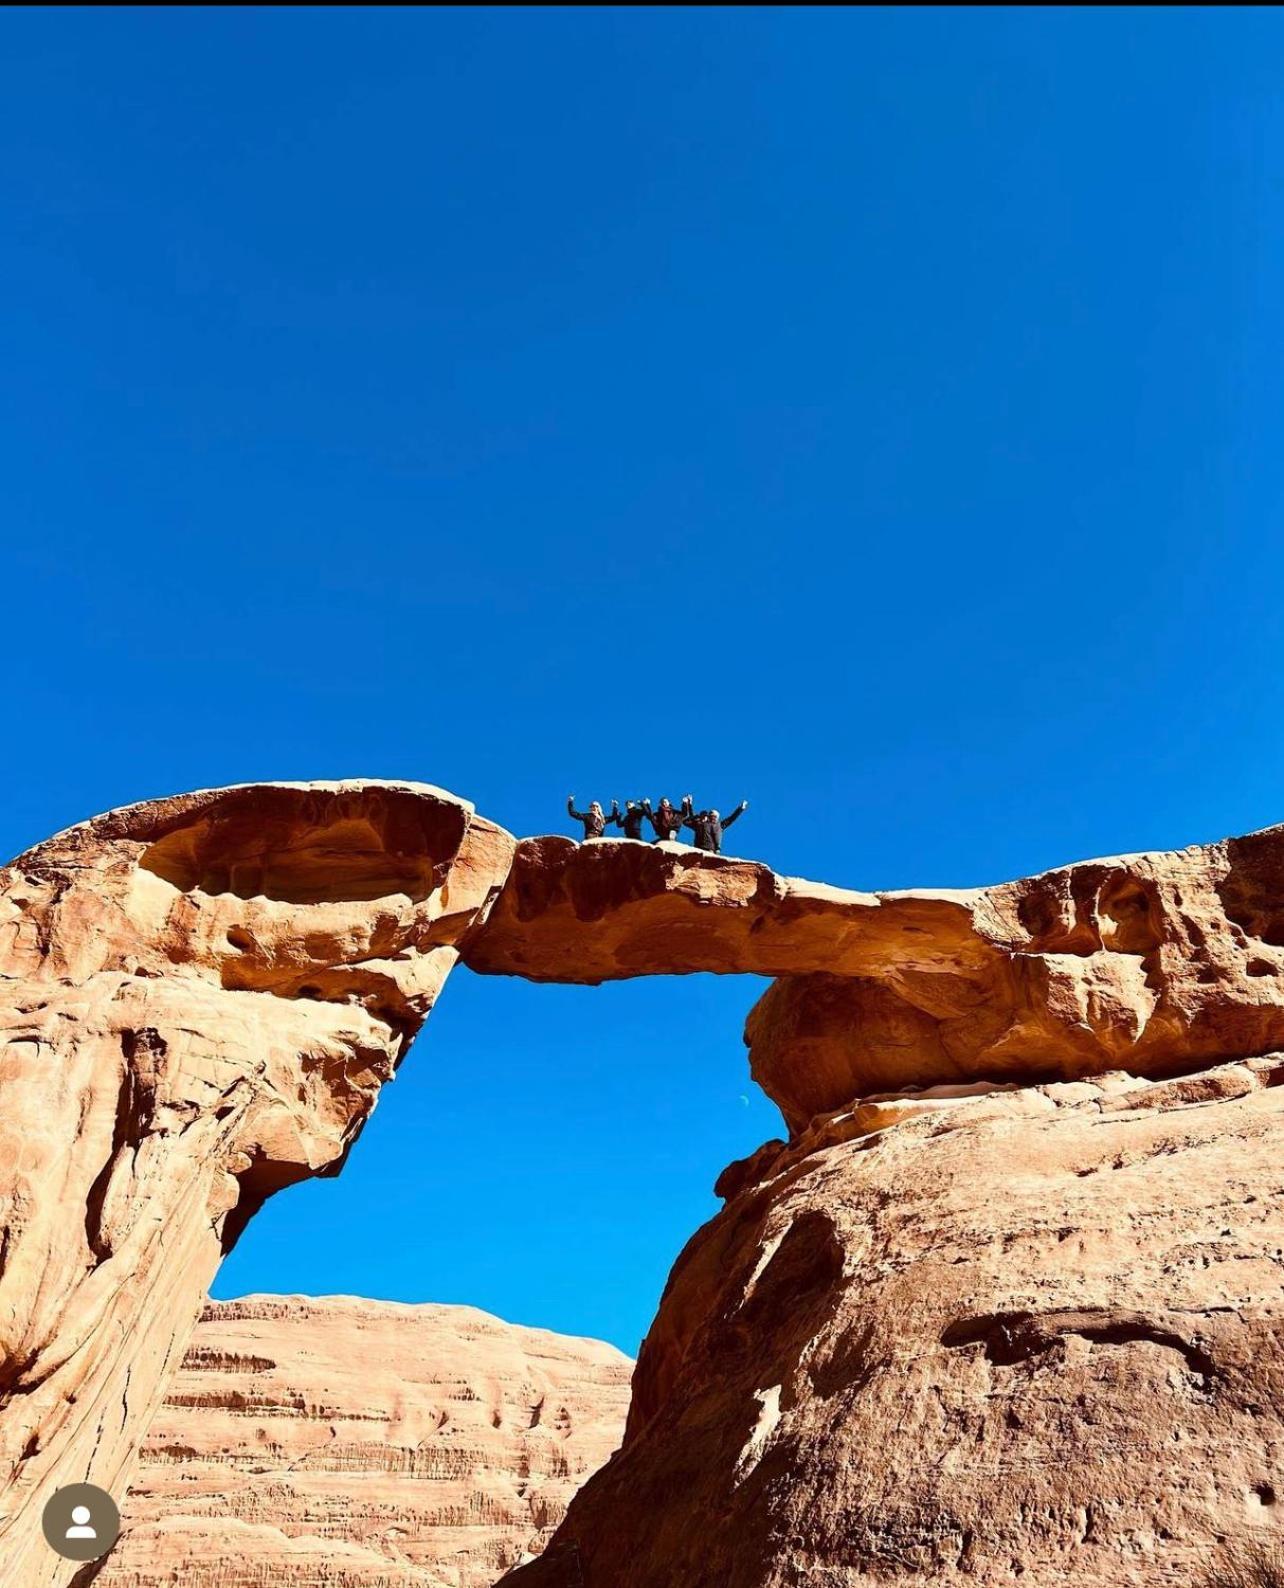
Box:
[99,1296,631,1588]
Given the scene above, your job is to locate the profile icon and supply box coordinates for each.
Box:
[65,1504,97,1540]
[40,1483,120,1561]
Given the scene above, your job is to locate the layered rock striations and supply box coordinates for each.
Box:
[0,782,513,1586]
[99,1295,631,1588]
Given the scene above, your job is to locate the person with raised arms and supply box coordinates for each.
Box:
[566,796,619,840]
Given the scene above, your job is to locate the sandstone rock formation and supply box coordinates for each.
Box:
[99,1295,631,1588]
[12,784,1284,1587]
[503,1056,1284,1587]
[0,782,514,1587]
[461,833,984,986]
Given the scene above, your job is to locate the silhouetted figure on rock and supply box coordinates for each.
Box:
[684,800,749,855]
[614,800,650,841]
[646,796,689,843]
[567,796,619,840]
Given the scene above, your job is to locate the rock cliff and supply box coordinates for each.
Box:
[98,1295,631,1588]
[0,782,514,1586]
[503,1056,1284,1587]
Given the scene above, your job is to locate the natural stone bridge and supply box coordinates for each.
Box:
[4,779,1284,1586]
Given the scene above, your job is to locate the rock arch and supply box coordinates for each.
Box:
[5,780,1284,1584]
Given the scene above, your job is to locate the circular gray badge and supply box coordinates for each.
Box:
[41,1483,121,1562]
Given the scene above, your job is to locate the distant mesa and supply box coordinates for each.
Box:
[98,1295,632,1588]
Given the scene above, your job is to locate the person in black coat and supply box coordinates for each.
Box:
[646,796,688,843]
[683,799,749,854]
[614,799,650,840]
[567,796,619,839]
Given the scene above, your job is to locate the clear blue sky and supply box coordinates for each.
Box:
[4,8,1284,1353]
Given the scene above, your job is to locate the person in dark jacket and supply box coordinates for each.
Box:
[683,799,749,854]
[567,796,619,839]
[614,799,650,840]
[646,796,689,843]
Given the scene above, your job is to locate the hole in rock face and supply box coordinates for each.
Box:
[1096,873,1163,955]
[737,1210,845,1339]
[1247,958,1278,978]
[1220,831,1284,948]
[138,788,468,904]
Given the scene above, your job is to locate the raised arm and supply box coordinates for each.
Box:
[722,799,749,829]
[568,795,588,822]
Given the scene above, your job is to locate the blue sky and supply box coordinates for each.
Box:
[4,8,1284,1352]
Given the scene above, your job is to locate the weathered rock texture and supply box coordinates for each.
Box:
[503,1057,1284,1588]
[462,834,981,987]
[99,1295,631,1588]
[475,824,1284,1587]
[0,783,514,1587]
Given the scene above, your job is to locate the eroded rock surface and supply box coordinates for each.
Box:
[461,834,984,985]
[503,1057,1284,1588]
[100,1295,631,1588]
[0,782,514,1586]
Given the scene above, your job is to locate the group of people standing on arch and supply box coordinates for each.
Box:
[566,793,749,855]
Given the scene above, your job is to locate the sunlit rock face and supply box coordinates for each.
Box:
[502,1057,1284,1588]
[461,832,987,986]
[0,782,514,1587]
[99,1295,632,1588]
[746,830,1284,1130]
[478,824,1284,1587]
